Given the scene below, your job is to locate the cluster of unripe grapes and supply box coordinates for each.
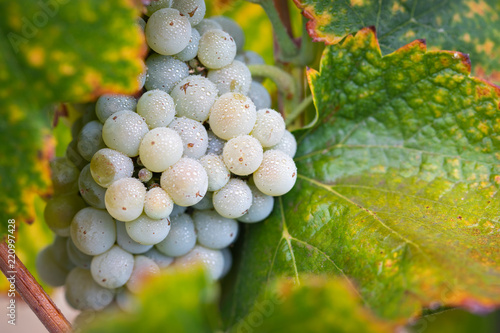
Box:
[37,0,297,313]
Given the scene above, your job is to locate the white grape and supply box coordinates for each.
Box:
[49,157,80,195]
[170,75,218,122]
[91,245,134,289]
[192,191,214,210]
[146,8,192,55]
[175,245,224,280]
[168,117,208,159]
[193,210,239,249]
[222,135,263,176]
[144,187,174,220]
[65,268,114,311]
[44,193,86,237]
[209,92,257,140]
[174,28,200,62]
[66,237,93,269]
[105,177,146,221]
[198,154,230,191]
[139,127,184,172]
[237,185,274,223]
[145,0,171,16]
[253,150,297,196]
[235,50,265,66]
[90,148,134,188]
[198,30,236,69]
[211,16,245,52]
[247,81,271,110]
[251,109,285,147]
[95,94,137,123]
[136,89,176,128]
[155,213,196,257]
[116,221,153,254]
[70,207,116,256]
[102,110,149,157]
[171,0,206,25]
[77,121,106,161]
[195,19,222,35]
[268,130,297,158]
[170,204,187,217]
[138,168,153,183]
[207,60,251,95]
[36,243,71,286]
[145,54,190,93]
[213,178,252,218]
[143,247,174,268]
[79,164,106,209]
[126,214,171,245]
[126,255,160,294]
[115,289,137,313]
[161,157,208,206]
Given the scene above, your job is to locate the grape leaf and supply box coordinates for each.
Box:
[407,309,499,333]
[223,28,500,324]
[293,0,500,85]
[230,277,395,333]
[0,0,145,237]
[81,268,221,333]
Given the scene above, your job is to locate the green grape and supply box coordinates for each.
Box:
[44,193,87,237]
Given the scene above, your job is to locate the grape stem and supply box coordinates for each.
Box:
[286,95,313,126]
[248,64,296,102]
[0,241,72,333]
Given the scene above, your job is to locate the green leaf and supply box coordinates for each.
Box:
[407,309,499,333]
[0,0,145,237]
[223,28,500,324]
[81,268,221,333]
[293,0,500,84]
[231,277,395,333]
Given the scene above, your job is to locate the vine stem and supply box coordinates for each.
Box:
[0,241,72,333]
[286,95,313,126]
[247,64,296,101]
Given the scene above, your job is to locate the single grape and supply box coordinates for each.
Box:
[143,247,174,268]
[192,210,239,249]
[235,50,265,66]
[139,127,184,172]
[126,255,160,294]
[66,237,93,269]
[145,0,171,16]
[170,204,187,217]
[237,185,274,223]
[102,110,149,157]
[66,139,87,170]
[65,267,114,311]
[211,16,245,52]
[223,135,263,176]
[71,117,84,139]
[195,19,222,36]
[209,92,257,140]
[77,121,106,161]
[198,154,230,191]
[36,243,71,286]
[192,191,214,210]
[155,213,196,257]
[251,109,285,147]
[253,150,297,196]
[207,60,251,95]
[170,75,218,122]
[115,289,138,313]
[91,245,134,289]
[268,130,297,158]
[197,30,236,69]
[247,81,271,110]
[105,177,146,222]
[70,207,116,256]
[220,247,232,278]
[146,8,191,55]
[95,94,137,123]
[138,168,153,183]
[44,193,87,237]
[136,89,176,128]
[171,0,206,25]
[126,214,171,245]
[49,157,79,195]
[206,130,226,155]
[213,178,252,218]
[174,28,200,62]
[137,17,146,31]
[175,245,224,280]
[116,220,153,254]
[79,164,106,209]
[160,157,208,206]
[168,117,208,158]
[144,187,174,220]
[90,148,134,188]
[145,54,190,93]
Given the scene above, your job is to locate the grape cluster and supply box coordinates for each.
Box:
[37,0,298,313]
